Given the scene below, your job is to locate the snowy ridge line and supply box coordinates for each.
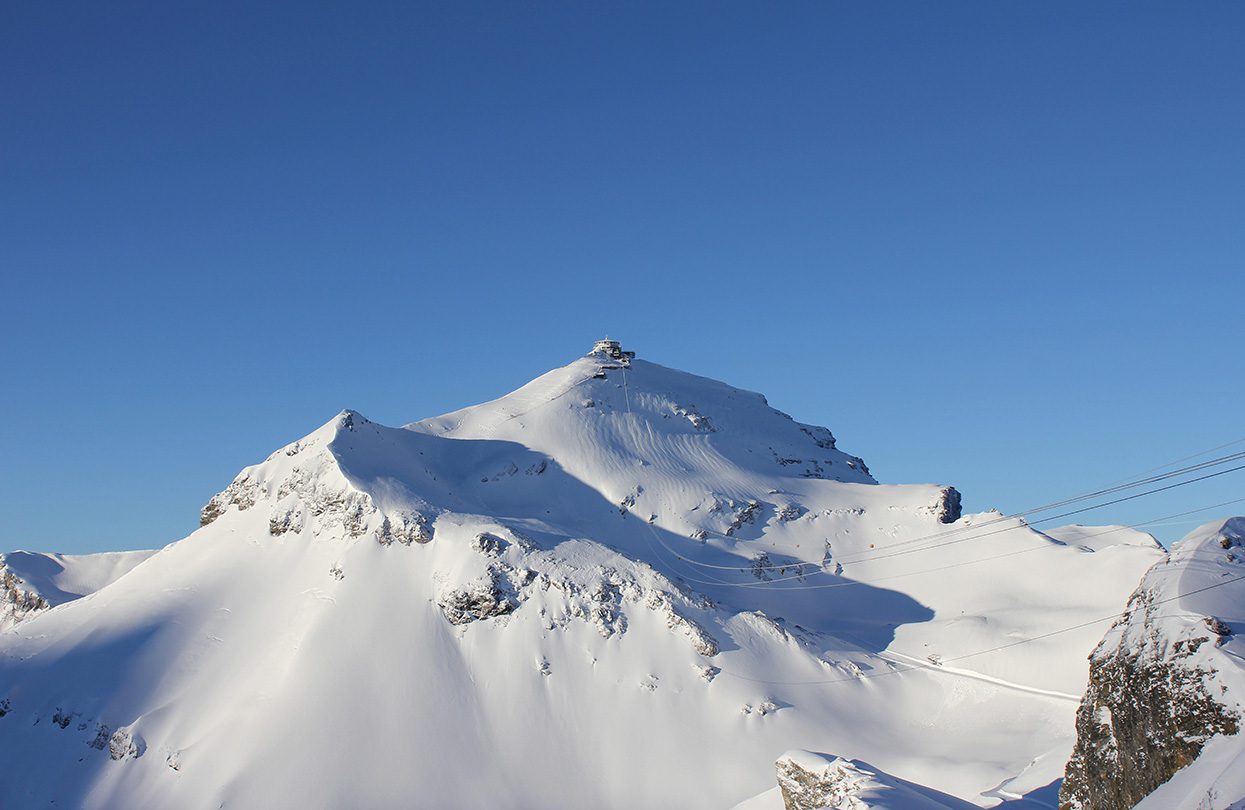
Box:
[837,451,1245,565]
[642,492,1245,583]
[713,570,1245,688]
[753,492,1245,588]
[498,372,597,424]
[635,510,1049,590]
[835,461,1245,565]
[427,366,600,434]
[634,495,1245,592]
[680,446,1245,576]
[635,496,1236,591]
[846,455,1245,564]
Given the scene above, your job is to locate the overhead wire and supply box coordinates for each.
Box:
[830,447,1245,564]
[638,493,1245,592]
[484,362,1245,691]
[541,364,1245,689]
[502,361,1242,571]
[638,496,1245,593]
[1097,436,1245,487]
[493,364,1245,596]
[835,461,1245,565]
[657,447,1245,578]
[634,450,1245,582]
[838,449,1245,563]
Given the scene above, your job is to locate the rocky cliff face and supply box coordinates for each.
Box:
[1,568,49,631]
[1060,594,1239,809]
[1060,518,1245,810]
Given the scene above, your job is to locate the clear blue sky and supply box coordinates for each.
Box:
[3,2,1242,554]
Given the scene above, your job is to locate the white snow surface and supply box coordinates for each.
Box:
[1040,524,1164,554]
[0,352,1169,808]
[1136,732,1245,810]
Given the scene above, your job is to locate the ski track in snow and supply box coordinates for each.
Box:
[878,650,1082,702]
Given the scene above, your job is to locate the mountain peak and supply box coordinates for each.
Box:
[588,336,636,366]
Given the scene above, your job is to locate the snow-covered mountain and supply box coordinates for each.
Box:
[1062,518,1245,810]
[0,346,1169,808]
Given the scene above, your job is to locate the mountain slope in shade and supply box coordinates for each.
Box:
[1,549,156,632]
[738,750,979,809]
[0,348,1165,808]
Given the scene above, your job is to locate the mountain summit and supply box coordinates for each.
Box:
[0,345,1167,808]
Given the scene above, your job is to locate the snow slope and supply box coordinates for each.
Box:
[1,549,156,632]
[0,348,1166,808]
[1040,524,1164,554]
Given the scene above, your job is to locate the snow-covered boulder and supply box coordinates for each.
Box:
[774,751,976,809]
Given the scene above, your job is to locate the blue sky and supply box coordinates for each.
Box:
[3,2,1242,554]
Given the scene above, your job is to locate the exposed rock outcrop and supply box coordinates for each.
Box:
[774,750,974,809]
[934,486,962,524]
[1,569,49,630]
[437,570,517,625]
[200,431,439,547]
[376,511,433,545]
[107,727,144,760]
[1060,518,1245,810]
[1060,596,1239,809]
[200,475,259,526]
